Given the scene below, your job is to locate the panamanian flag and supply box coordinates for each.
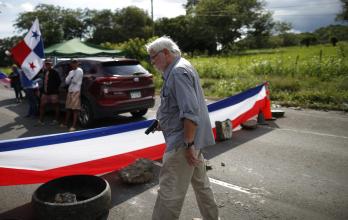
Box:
[10,18,44,80]
[0,72,11,88]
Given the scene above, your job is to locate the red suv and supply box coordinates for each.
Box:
[54,57,155,127]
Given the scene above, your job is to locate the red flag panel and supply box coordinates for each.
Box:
[10,40,31,66]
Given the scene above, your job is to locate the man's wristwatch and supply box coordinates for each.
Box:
[184,141,194,149]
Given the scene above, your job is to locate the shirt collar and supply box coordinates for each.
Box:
[163,56,180,81]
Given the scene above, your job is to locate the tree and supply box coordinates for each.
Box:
[88,9,120,44]
[331,37,338,46]
[117,7,153,42]
[272,21,296,47]
[336,0,348,21]
[314,25,348,43]
[15,4,64,46]
[61,8,88,40]
[155,16,216,54]
[191,0,264,50]
[184,0,200,14]
[0,36,22,66]
[89,7,153,44]
[186,17,217,54]
[300,33,317,47]
[273,21,292,35]
[14,4,88,46]
[247,12,275,48]
[184,0,200,9]
[155,16,190,50]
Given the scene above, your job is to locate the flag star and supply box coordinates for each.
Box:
[29,62,36,70]
[32,31,40,40]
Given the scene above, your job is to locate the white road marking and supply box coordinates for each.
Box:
[151,161,252,194]
[209,178,251,194]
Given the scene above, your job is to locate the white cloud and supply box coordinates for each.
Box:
[265,0,342,32]
[21,2,34,11]
[0,1,13,9]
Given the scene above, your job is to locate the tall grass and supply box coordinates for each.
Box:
[187,42,348,110]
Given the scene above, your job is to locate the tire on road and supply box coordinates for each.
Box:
[32,175,111,220]
[131,109,148,118]
[79,98,94,128]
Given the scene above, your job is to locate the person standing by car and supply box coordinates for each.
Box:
[61,59,83,132]
[8,65,24,103]
[146,36,220,220]
[38,59,61,125]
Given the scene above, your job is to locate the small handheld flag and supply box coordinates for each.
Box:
[0,72,11,88]
[10,18,44,80]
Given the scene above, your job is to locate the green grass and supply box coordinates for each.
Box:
[186,42,348,111]
[2,43,347,111]
[0,67,11,75]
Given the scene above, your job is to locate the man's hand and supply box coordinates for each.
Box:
[155,122,162,131]
[185,146,201,167]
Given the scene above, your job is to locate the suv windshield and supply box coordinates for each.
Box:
[102,62,148,76]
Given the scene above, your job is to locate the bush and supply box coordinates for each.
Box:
[189,43,348,110]
[268,77,301,93]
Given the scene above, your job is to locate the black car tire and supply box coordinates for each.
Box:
[131,109,148,118]
[79,99,94,128]
[32,175,111,220]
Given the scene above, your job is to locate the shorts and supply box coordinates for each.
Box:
[41,94,59,105]
[65,91,81,110]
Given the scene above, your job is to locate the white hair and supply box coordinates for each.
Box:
[146,36,181,56]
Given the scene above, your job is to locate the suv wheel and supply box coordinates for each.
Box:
[131,109,148,118]
[79,99,94,127]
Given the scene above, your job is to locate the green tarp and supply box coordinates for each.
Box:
[44,38,123,57]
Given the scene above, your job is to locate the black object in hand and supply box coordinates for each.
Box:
[145,120,158,135]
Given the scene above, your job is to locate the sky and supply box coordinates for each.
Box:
[0,0,344,38]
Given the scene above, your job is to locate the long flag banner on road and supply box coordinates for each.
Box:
[0,72,11,89]
[0,83,271,186]
[10,18,44,80]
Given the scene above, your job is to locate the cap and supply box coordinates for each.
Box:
[45,58,53,64]
[70,59,79,64]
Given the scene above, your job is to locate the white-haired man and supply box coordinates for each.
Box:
[146,36,219,220]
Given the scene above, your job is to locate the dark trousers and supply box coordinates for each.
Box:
[12,84,23,100]
[24,88,39,117]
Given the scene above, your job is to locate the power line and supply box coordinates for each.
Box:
[268,2,340,9]
[192,1,340,15]
[192,1,340,18]
[195,13,337,17]
[275,13,338,17]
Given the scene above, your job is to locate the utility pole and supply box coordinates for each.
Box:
[151,0,154,36]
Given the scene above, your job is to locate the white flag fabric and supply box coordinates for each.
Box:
[10,18,45,80]
[0,84,272,186]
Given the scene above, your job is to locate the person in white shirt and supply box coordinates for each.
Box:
[61,59,83,131]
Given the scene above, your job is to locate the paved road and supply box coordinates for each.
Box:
[1,86,348,220]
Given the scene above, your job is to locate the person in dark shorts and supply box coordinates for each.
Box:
[38,59,61,125]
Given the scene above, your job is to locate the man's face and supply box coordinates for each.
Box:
[70,62,78,70]
[45,62,52,69]
[149,49,167,73]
